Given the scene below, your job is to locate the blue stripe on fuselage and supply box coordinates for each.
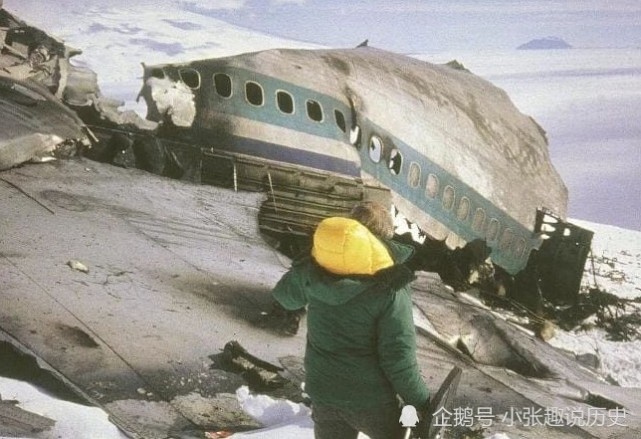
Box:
[193,64,352,144]
[208,132,360,177]
[358,123,538,273]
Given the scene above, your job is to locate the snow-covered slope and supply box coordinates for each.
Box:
[549,220,641,388]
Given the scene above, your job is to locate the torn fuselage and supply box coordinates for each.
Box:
[133,47,591,301]
[0,74,87,170]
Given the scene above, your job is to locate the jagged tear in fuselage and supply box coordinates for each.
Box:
[136,46,569,276]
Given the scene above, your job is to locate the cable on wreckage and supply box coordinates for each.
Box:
[267,171,278,212]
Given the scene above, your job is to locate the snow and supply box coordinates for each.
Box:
[235,386,311,429]
[548,220,641,389]
[231,386,316,438]
[5,1,321,115]
[573,220,641,301]
[0,376,128,439]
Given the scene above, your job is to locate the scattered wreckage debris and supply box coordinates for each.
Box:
[211,341,306,405]
[534,208,594,305]
[1,160,640,438]
[216,341,287,392]
[0,341,63,437]
[0,341,88,405]
[0,74,88,170]
[67,259,90,273]
[0,341,59,437]
[549,287,641,342]
[0,8,90,169]
[0,6,153,170]
[395,208,594,318]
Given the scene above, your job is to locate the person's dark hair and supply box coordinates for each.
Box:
[349,201,394,240]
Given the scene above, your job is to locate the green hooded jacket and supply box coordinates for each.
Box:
[272,238,430,409]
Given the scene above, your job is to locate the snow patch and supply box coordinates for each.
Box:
[235,385,311,427]
[0,376,128,439]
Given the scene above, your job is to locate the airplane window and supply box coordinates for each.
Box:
[306,99,323,122]
[472,208,486,232]
[179,68,200,89]
[150,68,165,79]
[487,218,500,241]
[442,185,455,210]
[499,228,514,251]
[214,73,232,98]
[277,90,294,114]
[388,148,402,176]
[457,197,470,221]
[245,81,264,106]
[369,135,383,163]
[426,174,439,199]
[408,162,421,188]
[334,110,346,132]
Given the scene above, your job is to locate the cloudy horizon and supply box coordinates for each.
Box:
[7,0,641,52]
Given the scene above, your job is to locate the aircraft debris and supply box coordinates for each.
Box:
[0,159,639,439]
[106,43,592,312]
[67,259,89,273]
[0,7,93,169]
[143,76,196,128]
[217,341,288,391]
[0,6,154,170]
[0,75,88,170]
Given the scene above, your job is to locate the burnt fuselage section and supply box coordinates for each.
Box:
[134,47,576,277]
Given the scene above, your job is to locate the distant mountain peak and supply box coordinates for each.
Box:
[517,37,572,50]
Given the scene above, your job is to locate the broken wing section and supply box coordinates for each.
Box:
[0,6,158,171]
[0,7,91,169]
[0,75,88,170]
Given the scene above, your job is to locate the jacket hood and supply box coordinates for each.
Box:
[301,236,414,306]
[311,217,394,276]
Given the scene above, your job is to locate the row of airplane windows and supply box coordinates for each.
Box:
[366,134,528,259]
[173,68,350,134]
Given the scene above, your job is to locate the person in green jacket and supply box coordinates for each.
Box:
[272,201,430,439]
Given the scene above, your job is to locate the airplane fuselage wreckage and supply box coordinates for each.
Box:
[3,5,629,439]
[128,46,592,302]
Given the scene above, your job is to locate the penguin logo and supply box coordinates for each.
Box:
[399,404,419,427]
